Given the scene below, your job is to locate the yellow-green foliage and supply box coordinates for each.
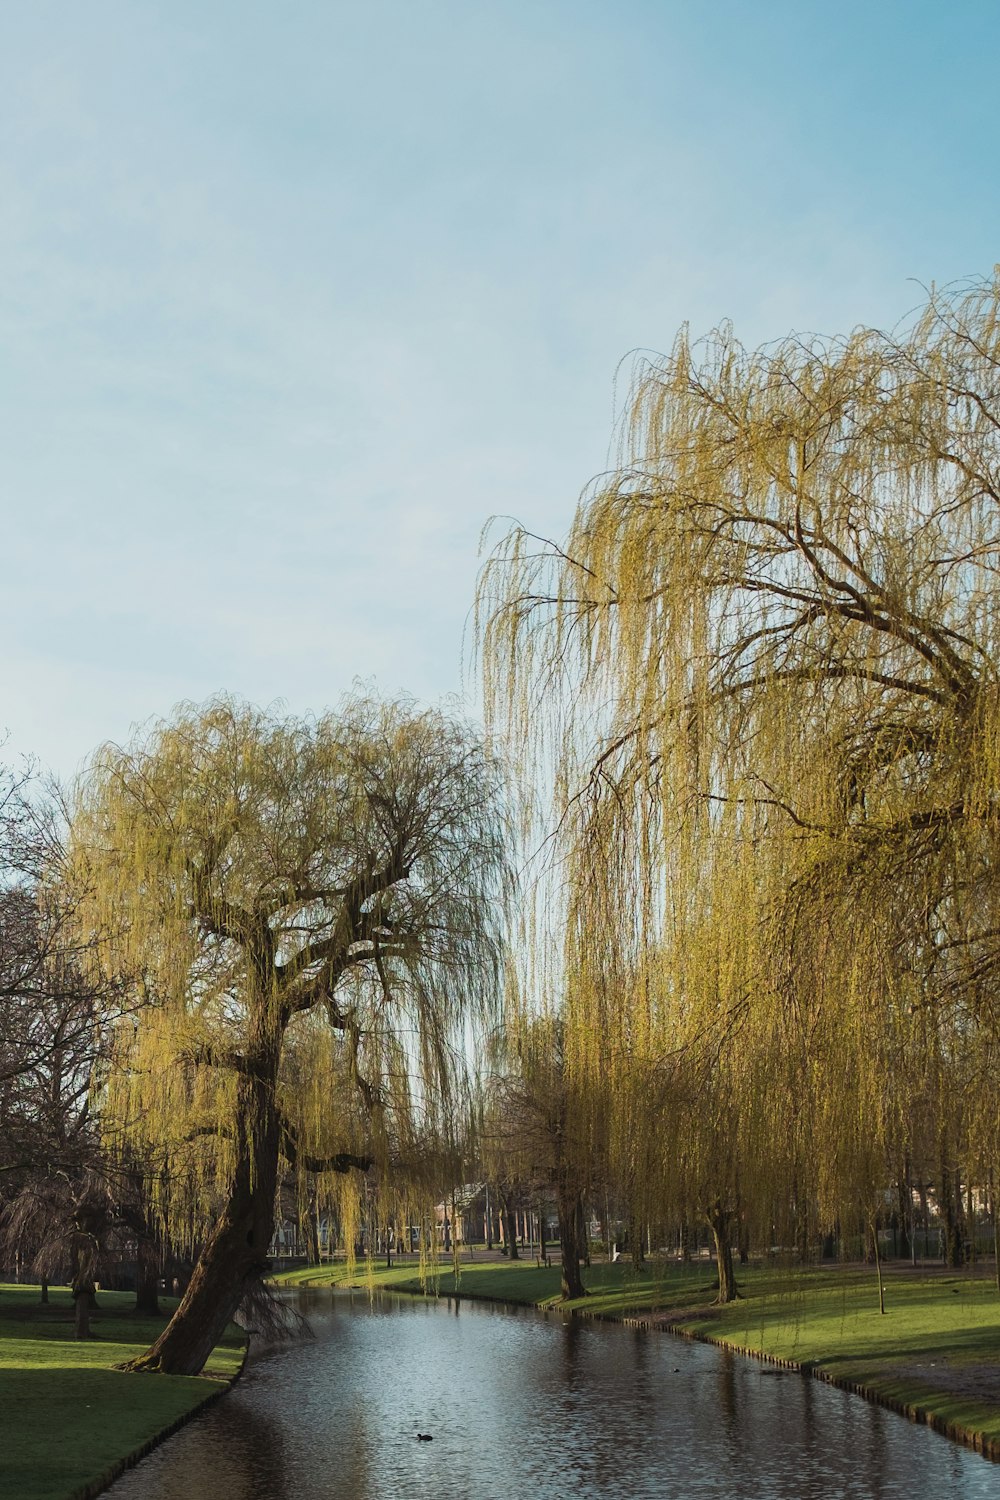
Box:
[480,272,1000,1238]
[67,694,508,1247]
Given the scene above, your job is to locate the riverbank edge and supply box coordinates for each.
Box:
[619,1312,1000,1466]
[290,1273,1000,1466]
[80,1338,250,1500]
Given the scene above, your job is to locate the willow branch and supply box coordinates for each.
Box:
[278,1109,371,1175]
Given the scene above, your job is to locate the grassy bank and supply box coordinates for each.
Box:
[277,1253,709,1314]
[277,1254,1000,1457]
[684,1265,1000,1456]
[0,1284,245,1500]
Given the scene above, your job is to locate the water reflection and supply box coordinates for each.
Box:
[106,1290,998,1500]
[717,1349,738,1440]
[115,1397,288,1500]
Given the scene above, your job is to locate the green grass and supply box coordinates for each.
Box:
[0,1284,245,1500]
[277,1254,1000,1452]
[687,1265,1000,1446]
[275,1252,713,1310]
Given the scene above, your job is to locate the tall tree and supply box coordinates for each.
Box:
[69,694,507,1374]
[480,273,1000,1254]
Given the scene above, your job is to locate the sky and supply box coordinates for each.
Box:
[3,0,1000,781]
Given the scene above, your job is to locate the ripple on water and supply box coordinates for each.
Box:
[104,1290,997,1500]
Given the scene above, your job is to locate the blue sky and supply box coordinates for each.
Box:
[3,0,999,779]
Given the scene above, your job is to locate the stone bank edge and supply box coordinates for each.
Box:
[617,1313,1000,1466]
[80,1339,250,1500]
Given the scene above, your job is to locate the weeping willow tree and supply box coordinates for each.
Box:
[484,1006,604,1298]
[560,793,801,1299]
[68,694,507,1374]
[480,272,1000,1277]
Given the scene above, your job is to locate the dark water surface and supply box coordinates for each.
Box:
[106,1290,994,1499]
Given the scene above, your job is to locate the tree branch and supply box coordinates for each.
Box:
[277,1109,371,1175]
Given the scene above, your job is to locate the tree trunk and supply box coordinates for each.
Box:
[896,1170,911,1261]
[557,1184,586,1300]
[126,1036,282,1375]
[134,1236,161,1318]
[70,1229,98,1338]
[504,1202,519,1259]
[74,1286,94,1340]
[578,1200,590,1269]
[733,1192,749,1264]
[630,1213,644,1271]
[497,1186,518,1260]
[871,1215,885,1314]
[706,1199,738,1303]
[303,1188,321,1267]
[940,1159,964,1267]
[792,1176,810,1263]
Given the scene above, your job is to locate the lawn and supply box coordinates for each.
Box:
[277,1251,723,1315]
[277,1253,1000,1455]
[689,1265,1000,1449]
[0,1284,245,1500]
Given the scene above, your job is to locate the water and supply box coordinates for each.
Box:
[106,1290,995,1499]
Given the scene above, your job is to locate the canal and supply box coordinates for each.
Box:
[106,1290,996,1498]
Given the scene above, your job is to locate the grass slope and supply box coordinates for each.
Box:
[687,1267,1000,1449]
[277,1255,1000,1454]
[277,1254,712,1311]
[0,1284,245,1500]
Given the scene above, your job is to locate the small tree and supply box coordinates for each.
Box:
[487,1015,599,1300]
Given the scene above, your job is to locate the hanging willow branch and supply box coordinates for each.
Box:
[64,692,510,1373]
[479,271,1000,1262]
